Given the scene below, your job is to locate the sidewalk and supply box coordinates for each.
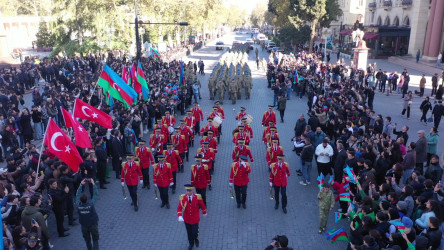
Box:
[388,56,443,76]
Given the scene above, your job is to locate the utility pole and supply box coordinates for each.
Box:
[135,0,141,61]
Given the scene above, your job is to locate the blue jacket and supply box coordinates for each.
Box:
[76,184,99,227]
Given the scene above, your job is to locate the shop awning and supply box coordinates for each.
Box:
[339,30,352,35]
[363,33,378,40]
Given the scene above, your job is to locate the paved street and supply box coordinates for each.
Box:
[38,33,442,249]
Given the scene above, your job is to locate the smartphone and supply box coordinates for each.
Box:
[32,218,37,224]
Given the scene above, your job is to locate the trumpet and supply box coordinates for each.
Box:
[154,186,159,199]
[269,186,274,200]
[122,186,127,200]
[229,186,234,199]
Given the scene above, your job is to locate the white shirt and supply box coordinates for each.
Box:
[315,144,333,163]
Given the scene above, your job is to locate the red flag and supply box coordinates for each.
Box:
[122,65,129,84]
[73,98,112,129]
[44,119,83,172]
[131,64,141,93]
[61,108,92,148]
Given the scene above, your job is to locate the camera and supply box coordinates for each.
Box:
[84,178,90,182]
[272,235,281,245]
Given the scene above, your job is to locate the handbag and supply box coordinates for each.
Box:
[427,117,434,123]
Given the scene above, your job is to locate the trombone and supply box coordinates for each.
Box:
[154,186,159,199]
[229,186,234,199]
[122,186,127,200]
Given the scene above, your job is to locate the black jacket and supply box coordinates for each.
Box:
[294,119,306,137]
[300,144,314,162]
[111,137,124,161]
[425,228,442,250]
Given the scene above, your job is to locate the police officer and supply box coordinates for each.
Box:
[177,184,207,250]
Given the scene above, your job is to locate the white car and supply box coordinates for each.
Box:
[266,42,276,52]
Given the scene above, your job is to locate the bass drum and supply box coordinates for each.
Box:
[213,115,223,128]
[245,114,253,124]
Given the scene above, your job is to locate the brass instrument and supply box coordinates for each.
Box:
[269,186,274,200]
[154,186,159,199]
[122,186,127,199]
[229,186,234,199]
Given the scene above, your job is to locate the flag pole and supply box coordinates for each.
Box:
[88,83,98,104]
[36,118,51,178]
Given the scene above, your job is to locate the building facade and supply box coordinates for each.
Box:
[330,0,367,42]
[364,0,444,59]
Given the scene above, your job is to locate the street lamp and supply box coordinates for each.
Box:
[322,27,332,62]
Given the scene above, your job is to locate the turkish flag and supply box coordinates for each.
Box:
[73,98,112,129]
[44,119,83,172]
[61,108,92,148]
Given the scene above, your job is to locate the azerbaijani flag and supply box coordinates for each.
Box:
[131,64,141,94]
[343,166,357,183]
[151,47,160,60]
[179,61,185,87]
[293,69,299,84]
[137,61,149,100]
[122,65,130,86]
[317,173,325,190]
[324,227,345,241]
[334,212,343,223]
[331,231,349,243]
[328,176,334,185]
[98,65,138,107]
[391,221,406,232]
[339,192,350,202]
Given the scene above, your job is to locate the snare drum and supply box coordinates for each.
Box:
[168,126,174,134]
[213,116,223,127]
[245,114,253,124]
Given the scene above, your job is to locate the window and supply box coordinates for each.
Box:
[403,16,410,26]
[384,16,390,25]
[393,16,399,26]
[371,12,375,22]
[377,16,382,25]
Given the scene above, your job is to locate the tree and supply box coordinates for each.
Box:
[268,0,292,27]
[278,24,311,48]
[250,4,268,27]
[36,20,53,48]
[320,0,342,28]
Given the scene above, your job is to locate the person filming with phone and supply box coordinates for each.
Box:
[264,235,293,250]
[76,178,99,250]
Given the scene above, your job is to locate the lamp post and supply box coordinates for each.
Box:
[322,28,332,62]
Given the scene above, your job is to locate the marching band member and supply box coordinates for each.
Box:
[266,139,284,169]
[262,120,275,144]
[241,117,253,139]
[153,155,174,209]
[232,125,251,145]
[264,127,280,148]
[121,154,143,211]
[191,155,211,206]
[229,155,251,209]
[261,105,277,126]
[163,143,183,194]
[171,127,187,168]
[184,112,196,146]
[200,117,219,139]
[154,119,169,143]
[149,128,166,162]
[214,101,225,136]
[197,142,215,190]
[200,130,218,154]
[269,155,290,214]
[135,140,155,189]
[232,139,254,162]
[235,107,248,121]
[191,102,204,135]
[162,110,176,127]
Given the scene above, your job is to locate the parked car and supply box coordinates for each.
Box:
[216,41,224,50]
[266,42,276,52]
[271,47,283,53]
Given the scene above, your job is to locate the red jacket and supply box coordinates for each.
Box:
[149,134,165,155]
[191,164,211,189]
[200,136,218,153]
[243,123,253,138]
[197,148,215,169]
[235,111,247,121]
[332,181,349,202]
[135,146,155,169]
[163,149,182,172]
[185,116,196,128]
[233,131,251,145]
[264,132,280,146]
[216,107,225,119]
[232,146,254,162]
[153,163,173,187]
[200,124,219,137]
[177,193,207,224]
[261,111,276,126]
[121,161,143,186]
[191,107,204,121]
[269,162,290,187]
[162,115,176,127]
[179,124,194,145]
[171,134,187,154]
[154,124,169,142]
[229,162,251,186]
[266,146,284,165]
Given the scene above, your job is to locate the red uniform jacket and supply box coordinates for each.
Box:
[163,149,182,172]
[149,134,165,155]
[266,146,284,165]
[191,107,204,122]
[171,134,187,154]
[153,163,173,187]
[200,124,219,137]
[269,162,290,187]
[121,161,143,186]
[233,132,251,145]
[262,127,271,143]
[177,193,207,224]
[232,145,254,162]
[235,111,247,121]
[216,107,225,119]
[208,111,222,121]
[200,136,218,153]
[184,116,196,129]
[197,148,215,169]
[229,162,251,186]
[154,124,169,143]
[179,125,194,145]
[162,115,176,127]
[261,111,277,126]
[191,164,211,189]
[264,132,280,147]
[243,123,253,138]
[135,146,155,169]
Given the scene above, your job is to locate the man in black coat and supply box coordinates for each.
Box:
[59,165,77,226]
[95,138,108,189]
[48,178,70,237]
[333,143,347,182]
[432,100,444,130]
[111,130,124,179]
[294,114,307,137]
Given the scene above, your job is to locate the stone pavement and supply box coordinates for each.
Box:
[14,33,443,250]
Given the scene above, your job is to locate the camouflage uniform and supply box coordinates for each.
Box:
[208,73,216,100]
[216,77,225,104]
[318,187,335,231]
[229,78,237,104]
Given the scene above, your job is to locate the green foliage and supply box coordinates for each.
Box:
[268,0,291,27]
[51,37,100,58]
[36,21,53,48]
[320,0,343,28]
[278,24,311,47]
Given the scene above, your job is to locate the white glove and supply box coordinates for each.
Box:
[229,183,234,187]
[169,182,174,187]
[121,182,124,187]
[139,180,143,186]
[269,182,273,187]
[151,148,156,151]
[154,184,158,188]
[203,213,207,216]
[178,216,184,222]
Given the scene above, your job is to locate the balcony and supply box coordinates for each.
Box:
[383,0,392,10]
[401,0,412,8]
[368,2,377,10]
